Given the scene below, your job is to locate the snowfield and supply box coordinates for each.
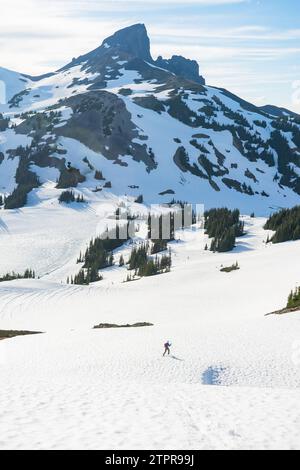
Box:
[0,199,300,450]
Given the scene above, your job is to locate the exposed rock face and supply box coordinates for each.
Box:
[55,91,157,172]
[102,24,153,62]
[155,55,205,85]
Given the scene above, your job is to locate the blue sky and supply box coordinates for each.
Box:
[0,0,299,111]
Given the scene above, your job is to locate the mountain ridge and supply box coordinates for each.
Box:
[0,24,300,215]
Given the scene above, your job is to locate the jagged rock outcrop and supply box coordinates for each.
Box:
[103,23,153,62]
[155,55,205,84]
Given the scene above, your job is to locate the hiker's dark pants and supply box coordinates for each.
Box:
[163,347,170,356]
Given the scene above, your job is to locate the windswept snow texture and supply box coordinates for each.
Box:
[0,205,300,450]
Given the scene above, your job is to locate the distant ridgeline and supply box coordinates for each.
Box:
[264,206,300,243]
[68,224,131,285]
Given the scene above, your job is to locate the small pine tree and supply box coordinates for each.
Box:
[95,170,104,181]
[135,194,144,204]
[59,190,75,204]
[287,286,300,308]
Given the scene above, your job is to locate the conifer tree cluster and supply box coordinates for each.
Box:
[73,224,132,285]
[94,170,104,181]
[287,286,300,309]
[59,190,85,204]
[220,262,240,273]
[151,239,168,254]
[0,269,35,282]
[264,206,300,243]
[67,269,103,285]
[4,146,40,210]
[138,254,171,277]
[204,208,244,252]
[128,243,172,277]
[128,244,148,270]
[0,113,10,131]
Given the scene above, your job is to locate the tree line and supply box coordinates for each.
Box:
[128,243,172,278]
[264,206,300,243]
[59,190,85,204]
[0,269,35,282]
[287,286,300,309]
[70,224,132,285]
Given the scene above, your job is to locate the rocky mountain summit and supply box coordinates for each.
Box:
[0,24,299,213]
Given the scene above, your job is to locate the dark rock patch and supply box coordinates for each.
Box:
[93,322,153,329]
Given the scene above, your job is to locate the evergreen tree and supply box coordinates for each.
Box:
[205,208,244,253]
[128,244,148,271]
[287,286,300,308]
[95,170,104,180]
[59,190,75,203]
[264,206,300,243]
[71,268,103,285]
[75,224,131,276]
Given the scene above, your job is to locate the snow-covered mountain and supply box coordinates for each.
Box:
[1,23,300,214]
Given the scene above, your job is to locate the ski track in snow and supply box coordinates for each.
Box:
[0,210,300,449]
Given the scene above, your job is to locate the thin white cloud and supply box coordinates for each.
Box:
[151,25,300,42]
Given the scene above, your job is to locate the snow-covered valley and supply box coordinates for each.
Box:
[0,199,300,450]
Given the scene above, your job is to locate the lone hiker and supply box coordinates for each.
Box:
[163,341,171,356]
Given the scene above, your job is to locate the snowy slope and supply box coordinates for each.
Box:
[0,67,30,105]
[0,213,300,450]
